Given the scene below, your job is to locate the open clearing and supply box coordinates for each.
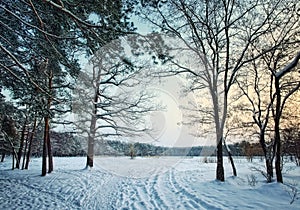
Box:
[0,156,299,209]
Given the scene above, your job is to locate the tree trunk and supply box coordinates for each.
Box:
[42,117,48,176]
[47,122,53,173]
[42,64,54,175]
[86,115,96,168]
[224,140,237,176]
[86,136,94,168]
[211,86,225,182]
[275,134,283,183]
[25,118,37,170]
[25,135,33,169]
[22,133,30,170]
[86,83,99,168]
[16,115,28,169]
[25,117,37,169]
[266,158,273,182]
[216,137,224,181]
[259,132,273,182]
[274,78,283,183]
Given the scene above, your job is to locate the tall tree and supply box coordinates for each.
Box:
[272,52,300,183]
[236,0,299,182]
[74,36,157,168]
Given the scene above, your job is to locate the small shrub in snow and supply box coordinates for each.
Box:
[250,166,270,182]
[247,174,258,187]
[202,157,216,163]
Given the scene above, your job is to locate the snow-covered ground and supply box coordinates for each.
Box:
[0,156,299,209]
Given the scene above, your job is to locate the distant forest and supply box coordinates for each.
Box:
[21,131,296,159]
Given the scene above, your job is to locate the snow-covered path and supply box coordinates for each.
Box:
[1,156,299,209]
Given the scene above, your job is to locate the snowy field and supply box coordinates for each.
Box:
[0,156,300,210]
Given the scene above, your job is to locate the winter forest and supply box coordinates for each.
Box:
[0,0,300,209]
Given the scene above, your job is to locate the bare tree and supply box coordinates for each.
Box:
[134,0,285,181]
[73,37,157,168]
[272,52,300,183]
[236,5,299,181]
[236,62,276,182]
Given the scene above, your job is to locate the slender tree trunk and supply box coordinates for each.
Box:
[47,122,53,173]
[275,127,283,183]
[25,118,37,170]
[47,66,53,173]
[224,139,237,176]
[22,133,30,170]
[42,117,48,176]
[16,115,28,169]
[274,79,283,183]
[42,63,54,175]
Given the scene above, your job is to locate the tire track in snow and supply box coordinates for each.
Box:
[116,171,173,210]
[0,177,80,209]
[176,170,228,209]
[57,169,118,209]
[116,176,163,210]
[169,168,221,210]
[146,174,169,210]
[166,169,201,209]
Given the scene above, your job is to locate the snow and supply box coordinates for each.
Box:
[1,156,300,209]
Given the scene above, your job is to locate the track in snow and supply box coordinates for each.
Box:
[115,167,222,210]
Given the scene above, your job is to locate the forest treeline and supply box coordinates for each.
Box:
[2,130,299,166]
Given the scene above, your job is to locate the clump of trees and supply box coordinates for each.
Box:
[128,0,299,182]
[0,0,135,175]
